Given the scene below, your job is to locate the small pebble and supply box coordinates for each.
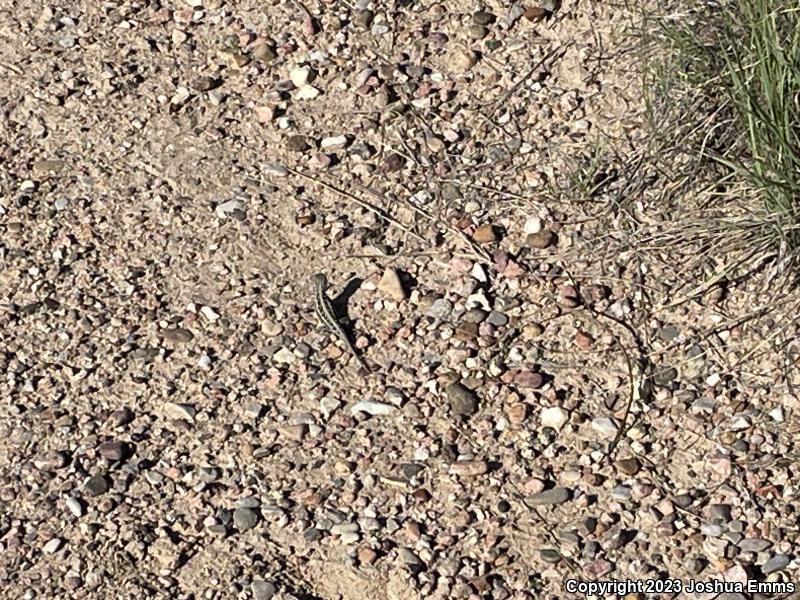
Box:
[163,327,194,343]
[762,554,790,574]
[447,382,479,416]
[233,507,259,532]
[449,461,488,476]
[109,407,134,427]
[190,76,219,92]
[295,85,321,99]
[382,153,404,173]
[528,487,571,505]
[43,538,62,554]
[472,224,498,243]
[449,49,479,73]
[251,580,277,600]
[526,230,556,249]
[34,451,69,471]
[84,474,109,497]
[351,400,396,416]
[163,402,196,422]
[320,135,348,150]
[397,548,424,568]
[377,268,407,301]
[615,457,641,476]
[575,331,594,350]
[524,6,550,22]
[591,417,618,439]
[286,135,310,152]
[252,43,277,62]
[611,485,631,501]
[738,538,772,553]
[472,10,496,25]
[65,497,84,517]
[97,441,125,461]
[540,407,568,429]
[514,370,544,389]
[289,66,311,87]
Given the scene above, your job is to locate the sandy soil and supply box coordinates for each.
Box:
[1,1,799,599]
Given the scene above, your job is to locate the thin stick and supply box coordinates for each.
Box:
[0,62,23,75]
[352,181,492,262]
[484,43,573,122]
[284,166,430,245]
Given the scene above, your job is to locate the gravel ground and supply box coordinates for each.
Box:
[2,1,800,599]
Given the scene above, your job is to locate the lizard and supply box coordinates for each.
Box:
[312,273,371,373]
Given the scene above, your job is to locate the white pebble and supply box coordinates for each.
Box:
[730,415,750,430]
[351,400,396,416]
[410,189,431,204]
[65,497,83,517]
[769,407,785,422]
[172,29,188,45]
[254,106,274,123]
[464,200,481,213]
[320,135,348,150]
[573,119,591,133]
[541,407,569,429]
[591,416,619,439]
[214,198,244,218]
[295,85,321,100]
[443,129,459,142]
[200,306,219,322]
[170,86,191,106]
[377,267,407,301]
[264,164,288,177]
[163,402,196,422]
[339,532,360,544]
[289,66,311,87]
[413,446,430,461]
[319,397,341,417]
[524,217,543,234]
[466,291,491,311]
[471,263,487,283]
[272,347,295,364]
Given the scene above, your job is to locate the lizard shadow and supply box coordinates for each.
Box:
[329,277,364,326]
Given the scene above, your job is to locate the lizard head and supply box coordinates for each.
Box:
[311,273,328,289]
